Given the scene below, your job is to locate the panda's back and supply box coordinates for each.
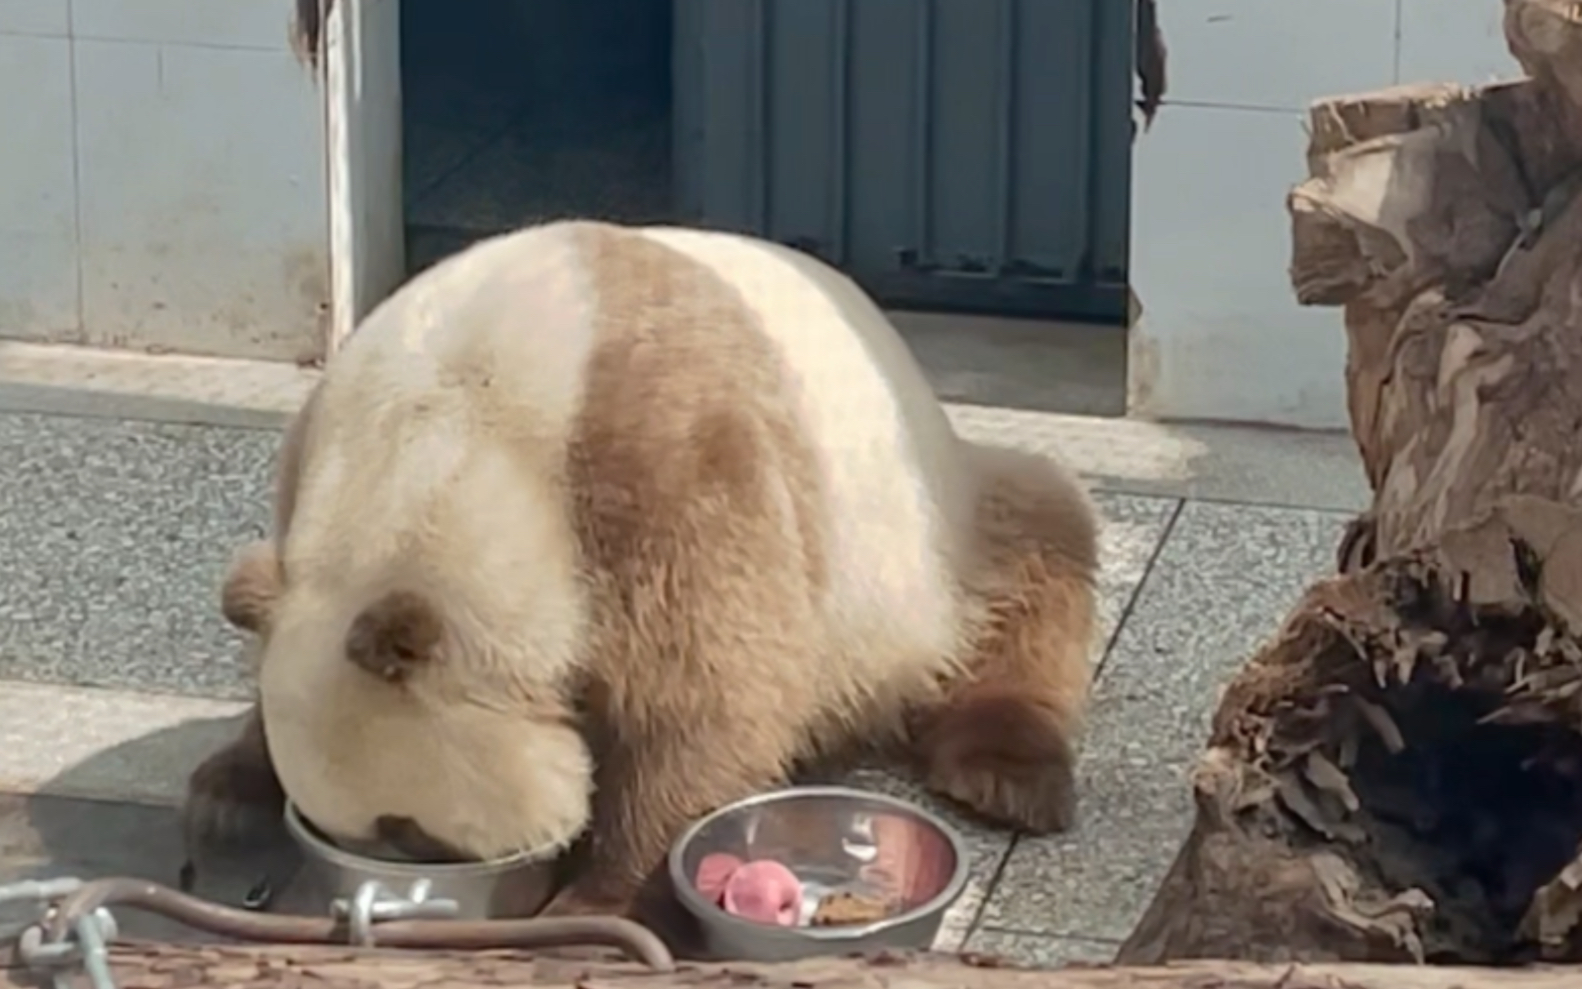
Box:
[287,220,973,675]
[634,225,974,663]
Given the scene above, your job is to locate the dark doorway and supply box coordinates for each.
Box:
[399,0,680,274]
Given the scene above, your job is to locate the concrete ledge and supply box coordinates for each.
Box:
[0,681,249,807]
[949,405,1368,513]
[889,311,1128,417]
[0,340,314,430]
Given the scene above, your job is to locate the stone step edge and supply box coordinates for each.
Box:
[0,679,250,808]
[0,341,1369,511]
[0,340,315,430]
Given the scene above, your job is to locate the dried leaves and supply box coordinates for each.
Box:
[1186,535,1582,959]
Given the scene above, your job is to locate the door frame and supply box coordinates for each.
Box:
[320,0,407,356]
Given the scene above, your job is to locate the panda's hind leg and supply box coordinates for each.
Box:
[914,444,1100,834]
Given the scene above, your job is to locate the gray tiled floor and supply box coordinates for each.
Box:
[1087,500,1350,763]
[979,500,1350,942]
[0,408,1358,967]
[0,412,271,697]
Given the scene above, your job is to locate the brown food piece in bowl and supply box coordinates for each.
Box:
[810,890,892,926]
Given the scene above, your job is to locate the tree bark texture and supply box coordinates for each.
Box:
[1116,0,1582,968]
[5,942,1582,989]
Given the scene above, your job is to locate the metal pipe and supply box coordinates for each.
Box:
[46,878,675,971]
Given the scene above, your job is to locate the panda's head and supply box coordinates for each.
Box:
[219,539,596,862]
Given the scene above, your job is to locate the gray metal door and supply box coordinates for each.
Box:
[673,0,1134,323]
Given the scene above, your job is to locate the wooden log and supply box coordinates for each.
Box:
[1116,0,1582,968]
[3,942,1582,989]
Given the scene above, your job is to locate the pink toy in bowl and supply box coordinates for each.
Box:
[693,854,803,927]
[669,786,968,961]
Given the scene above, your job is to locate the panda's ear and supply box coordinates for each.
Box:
[344,590,444,683]
[220,541,283,634]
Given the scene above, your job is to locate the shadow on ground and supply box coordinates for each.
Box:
[1,713,307,943]
[1,714,1025,955]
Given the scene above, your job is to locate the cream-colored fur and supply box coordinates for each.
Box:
[203,218,1099,914]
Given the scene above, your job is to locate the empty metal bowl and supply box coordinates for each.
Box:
[668,785,969,960]
[284,801,561,920]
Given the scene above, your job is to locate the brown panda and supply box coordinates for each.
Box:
[186,219,1100,917]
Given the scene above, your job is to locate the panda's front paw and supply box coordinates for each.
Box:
[182,715,286,860]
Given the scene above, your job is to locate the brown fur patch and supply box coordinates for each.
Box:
[344,590,446,683]
[551,223,832,906]
[917,445,1099,834]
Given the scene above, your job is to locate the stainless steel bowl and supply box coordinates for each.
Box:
[668,785,969,961]
[284,802,561,920]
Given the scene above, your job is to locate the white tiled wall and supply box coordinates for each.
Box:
[0,0,66,36]
[0,31,79,342]
[0,0,330,363]
[1396,0,1512,86]
[1128,0,1524,429]
[0,0,1530,390]
[1160,0,1398,111]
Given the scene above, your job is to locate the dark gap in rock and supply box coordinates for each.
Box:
[1348,678,1582,964]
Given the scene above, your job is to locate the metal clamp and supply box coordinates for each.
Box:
[3,874,675,972]
[331,879,460,946]
[3,877,121,989]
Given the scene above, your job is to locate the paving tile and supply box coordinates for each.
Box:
[0,349,1367,517]
[1088,492,1179,648]
[0,412,274,699]
[964,928,1119,968]
[978,760,1196,943]
[1087,500,1350,764]
[979,500,1349,940]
